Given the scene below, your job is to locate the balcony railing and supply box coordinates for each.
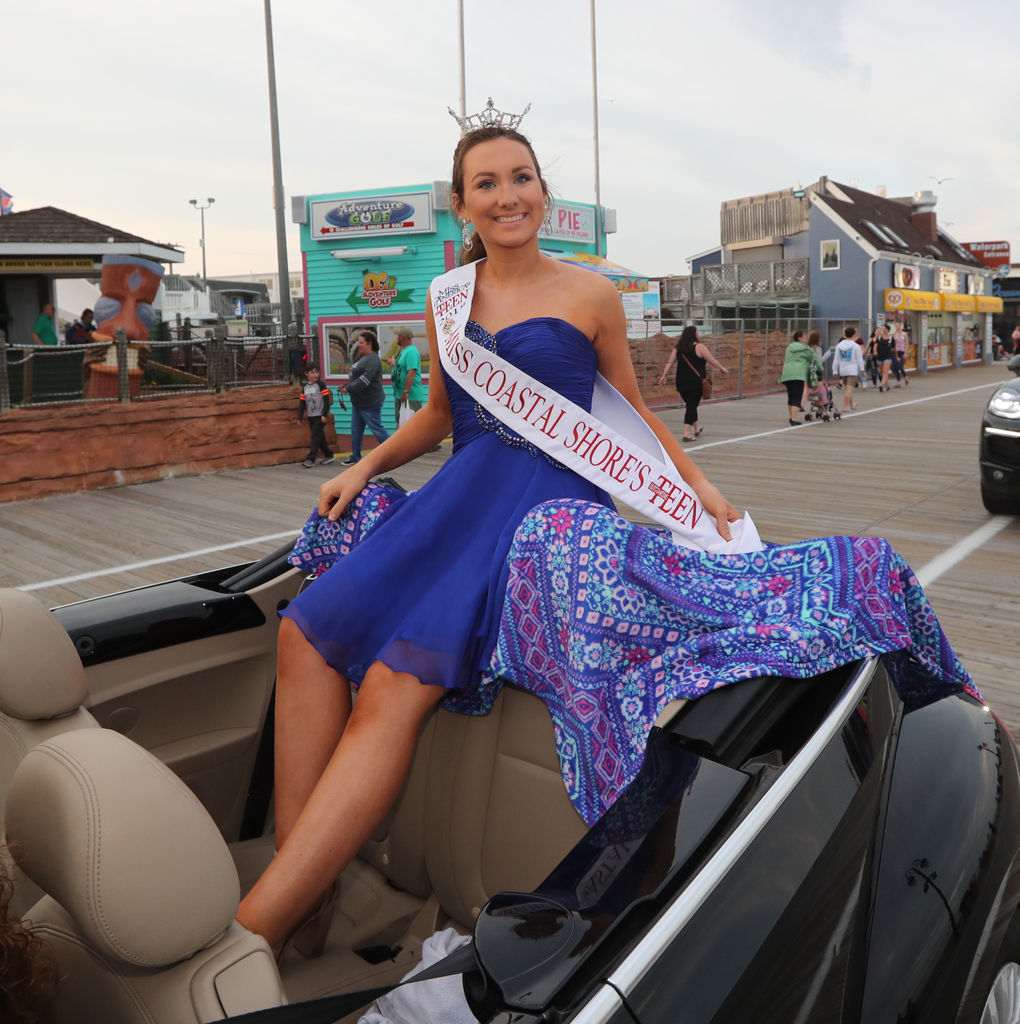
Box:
[660,258,809,308]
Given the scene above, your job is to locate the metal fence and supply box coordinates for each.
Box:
[0,326,312,412]
[628,317,863,409]
[2,317,860,414]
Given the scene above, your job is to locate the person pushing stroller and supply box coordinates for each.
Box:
[802,332,840,422]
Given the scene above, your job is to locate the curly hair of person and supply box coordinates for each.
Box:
[0,862,57,1024]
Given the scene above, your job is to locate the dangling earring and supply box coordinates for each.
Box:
[542,199,553,235]
[461,220,474,250]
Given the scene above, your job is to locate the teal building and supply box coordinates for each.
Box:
[292,183,606,434]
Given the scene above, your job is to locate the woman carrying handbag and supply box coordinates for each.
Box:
[658,325,729,441]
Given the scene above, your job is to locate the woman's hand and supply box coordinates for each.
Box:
[690,477,739,542]
[318,462,372,521]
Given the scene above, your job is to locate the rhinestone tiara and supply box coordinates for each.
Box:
[448,97,531,136]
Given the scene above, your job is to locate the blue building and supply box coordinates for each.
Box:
[807,180,999,369]
[664,178,1001,372]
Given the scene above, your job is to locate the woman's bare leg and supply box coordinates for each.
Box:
[237,653,445,949]
[273,617,352,851]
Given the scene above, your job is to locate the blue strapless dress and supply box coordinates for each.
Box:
[284,317,975,826]
[281,317,611,691]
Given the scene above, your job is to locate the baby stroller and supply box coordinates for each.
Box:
[804,378,841,422]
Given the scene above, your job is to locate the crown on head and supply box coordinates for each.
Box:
[448,97,531,136]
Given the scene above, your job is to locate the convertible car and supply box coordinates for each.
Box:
[2,538,1020,1024]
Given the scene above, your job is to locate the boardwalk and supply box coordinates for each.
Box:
[3,363,1018,728]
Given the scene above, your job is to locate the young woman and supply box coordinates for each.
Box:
[658,325,729,441]
[875,324,895,391]
[236,125,973,960]
[891,323,909,386]
[235,125,737,955]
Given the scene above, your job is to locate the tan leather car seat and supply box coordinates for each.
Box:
[0,589,99,914]
[6,729,285,1023]
[424,685,589,928]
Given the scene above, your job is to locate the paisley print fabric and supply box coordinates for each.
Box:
[490,500,974,825]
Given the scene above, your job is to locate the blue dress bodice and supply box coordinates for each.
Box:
[446,317,598,452]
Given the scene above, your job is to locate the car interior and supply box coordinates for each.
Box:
[0,552,858,1023]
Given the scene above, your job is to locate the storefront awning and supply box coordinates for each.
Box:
[542,250,649,293]
[885,288,1004,314]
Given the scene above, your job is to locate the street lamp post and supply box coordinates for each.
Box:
[189,197,215,286]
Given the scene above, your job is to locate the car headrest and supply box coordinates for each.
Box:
[0,590,87,720]
[6,729,240,968]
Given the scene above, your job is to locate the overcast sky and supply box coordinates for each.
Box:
[5,0,1016,280]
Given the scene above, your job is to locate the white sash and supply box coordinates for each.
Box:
[430,261,761,554]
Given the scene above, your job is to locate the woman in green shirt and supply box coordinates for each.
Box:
[780,329,824,426]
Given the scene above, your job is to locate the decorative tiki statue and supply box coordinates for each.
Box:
[84,254,164,398]
[92,254,164,341]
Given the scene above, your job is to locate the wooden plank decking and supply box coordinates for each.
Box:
[2,362,1017,729]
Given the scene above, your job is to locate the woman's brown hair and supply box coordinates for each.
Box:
[0,856,57,1023]
[450,126,549,266]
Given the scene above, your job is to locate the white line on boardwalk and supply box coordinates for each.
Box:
[17,531,297,592]
[914,516,1013,588]
[690,380,999,449]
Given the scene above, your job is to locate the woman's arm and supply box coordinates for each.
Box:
[589,278,737,539]
[657,349,677,385]
[320,303,453,521]
[343,355,368,395]
[696,342,728,373]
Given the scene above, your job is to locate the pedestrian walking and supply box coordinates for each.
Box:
[832,327,866,414]
[657,325,729,441]
[875,324,894,391]
[340,330,390,464]
[780,329,823,425]
[864,329,880,388]
[891,322,909,386]
[298,363,335,468]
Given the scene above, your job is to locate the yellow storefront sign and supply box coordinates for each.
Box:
[884,289,939,311]
[940,293,976,313]
[975,295,1004,313]
[0,258,97,273]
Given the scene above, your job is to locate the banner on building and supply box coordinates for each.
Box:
[310,191,434,240]
[961,240,1010,271]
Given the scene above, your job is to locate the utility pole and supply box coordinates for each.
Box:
[590,0,603,256]
[264,0,293,334]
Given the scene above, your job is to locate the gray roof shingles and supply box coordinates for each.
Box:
[0,206,180,252]
[823,183,983,269]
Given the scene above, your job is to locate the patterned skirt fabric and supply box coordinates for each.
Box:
[490,500,974,825]
[290,492,974,827]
